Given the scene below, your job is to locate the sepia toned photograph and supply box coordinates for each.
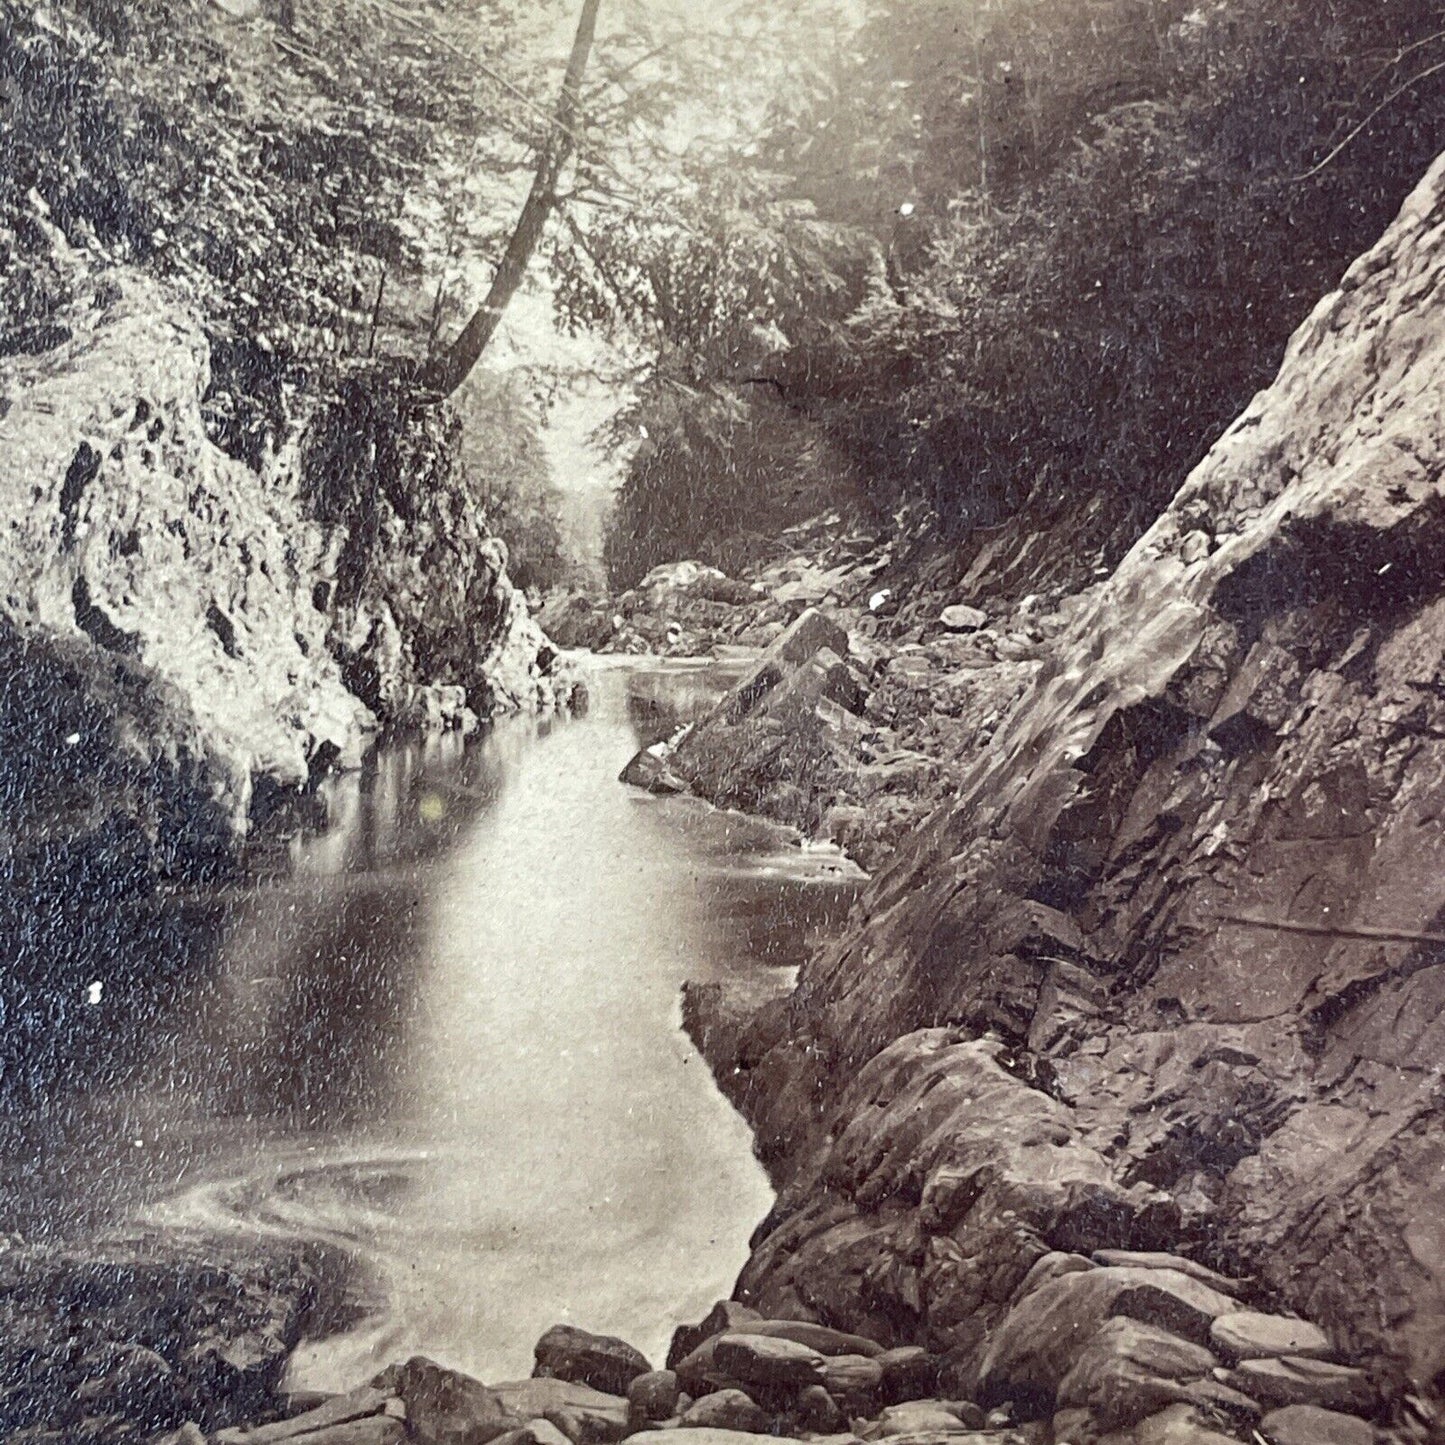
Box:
[1,1,1444,1442]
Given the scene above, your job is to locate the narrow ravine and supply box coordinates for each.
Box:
[3,659,861,1394]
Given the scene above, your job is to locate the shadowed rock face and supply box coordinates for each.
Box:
[724,152,1445,1396]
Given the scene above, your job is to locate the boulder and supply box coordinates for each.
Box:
[537,593,614,651]
[796,1385,845,1433]
[1015,1253,1097,1301]
[673,1337,737,1398]
[1225,1357,1373,1413]
[740,1321,883,1358]
[373,1358,514,1445]
[619,744,688,795]
[1090,1254,1242,1295]
[243,1423,402,1445]
[875,1400,984,1435]
[1051,1407,1095,1445]
[1096,1403,1241,1445]
[1054,1319,1218,1431]
[770,607,850,667]
[711,1333,827,1392]
[938,605,987,633]
[1183,1380,1261,1425]
[680,1389,769,1434]
[817,1355,885,1416]
[634,1433,781,1445]
[533,1325,651,1397]
[515,1423,574,1445]
[1207,1312,1333,1363]
[667,1302,765,1371]
[1259,1404,1374,1445]
[627,1370,681,1426]
[977,1267,1238,1408]
[875,1347,939,1404]
[491,1380,630,1445]
[215,1386,392,1444]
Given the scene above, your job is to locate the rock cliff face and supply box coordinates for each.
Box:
[0,268,567,879]
[722,153,1445,1402]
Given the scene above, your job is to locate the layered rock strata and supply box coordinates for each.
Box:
[677,151,1445,1415]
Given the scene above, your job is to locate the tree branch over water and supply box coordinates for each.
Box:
[424,0,603,398]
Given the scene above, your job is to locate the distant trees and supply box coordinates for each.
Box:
[603,0,1445,584]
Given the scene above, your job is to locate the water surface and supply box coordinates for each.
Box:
[0,659,860,1388]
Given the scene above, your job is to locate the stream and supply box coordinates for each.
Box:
[0,657,861,1391]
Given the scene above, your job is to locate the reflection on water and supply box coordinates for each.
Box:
[0,659,860,1389]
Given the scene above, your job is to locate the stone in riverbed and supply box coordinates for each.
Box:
[977,1267,1238,1407]
[1208,1311,1334,1363]
[711,1333,827,1391]
[938,605,988,633]
[817,1354,885,1415]
[1054,1318,1218,1431]
[1225,1356,1373,1413]
[250,1424,403,1445]
[215,1385,393,1444]
[1183,1380,1261,1425]
[771,607,850,667]
[875,1346,939,1404]
[492,1379,630,1444]
[667,1301,764,1369]
[1259,1404,1375,1445]
[740,1320,883,1358]
[1096,1403,1240,1444]
[1091,1253,1243,1295]
[680,1388,769,1433]
[517,1419,578,1445]
[638,1432,782,1445]
[796,1384,845,1433]
[372,1357,514,1445]
[534,1324,652,1397]
[875,1400,985,1435]
[627,1370,681,1425]
[1014,1252,1097,1302]
[673,1336,737,1398]
[619,745,688,795]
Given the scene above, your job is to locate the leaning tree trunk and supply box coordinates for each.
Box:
[425,0,602,397]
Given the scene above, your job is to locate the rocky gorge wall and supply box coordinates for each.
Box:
[0,266,568,889]
[705,151,1445,1414]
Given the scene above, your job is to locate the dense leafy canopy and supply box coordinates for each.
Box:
[8,0,1445,595]
[606,0,1445,583]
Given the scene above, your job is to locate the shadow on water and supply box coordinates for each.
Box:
[0,659,862,1388]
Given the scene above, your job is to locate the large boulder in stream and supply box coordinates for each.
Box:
[724,148,1445,1403]
[619,607,870,834]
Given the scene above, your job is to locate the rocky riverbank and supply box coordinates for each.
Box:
[123,1287,1384,1445]
[611,150,1445,1439]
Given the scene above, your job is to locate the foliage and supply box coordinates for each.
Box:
[605,0,1445,583]
[0,0,558,454]
[453,375,576,592]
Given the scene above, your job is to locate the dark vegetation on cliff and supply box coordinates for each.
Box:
[603,0,1445,586]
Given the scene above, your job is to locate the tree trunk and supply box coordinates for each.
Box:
[425,0,602,397]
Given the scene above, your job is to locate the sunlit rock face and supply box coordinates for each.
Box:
[0,270,371,856]
[0,268,568,874]
[729,152,1445,1394]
